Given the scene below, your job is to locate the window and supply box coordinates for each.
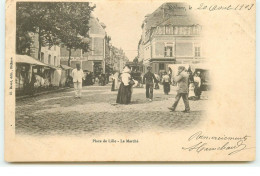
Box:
[165,26,172,34]
[195,46,201,57]
[54,45,56,51]
[54,56,56,66]
[192,26,196,35]
[164,46,173,57]
[157,26,164,34]
[194,25,201,35]
[156,26,160,34]
[183,27,187,35]
[187,27,191,35]
[174,27,178,35]
[159,63,165,70]
[185,27,188,34]
[40,52,44,62]
[48,55,51,64]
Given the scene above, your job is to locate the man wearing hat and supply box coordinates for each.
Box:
[72,63,85,98]
[168,66,190,112]
[143,66,158,101]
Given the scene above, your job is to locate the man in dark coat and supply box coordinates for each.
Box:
[143,66,158,101]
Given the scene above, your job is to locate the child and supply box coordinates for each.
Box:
[188,83,196,100]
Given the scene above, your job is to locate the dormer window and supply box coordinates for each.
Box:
[165,25,172,34]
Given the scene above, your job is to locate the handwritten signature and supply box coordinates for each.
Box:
[182,131,253,155]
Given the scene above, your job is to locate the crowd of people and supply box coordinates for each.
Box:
[71,63,203,112]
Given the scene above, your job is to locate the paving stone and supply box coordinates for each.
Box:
[15,84,208,136]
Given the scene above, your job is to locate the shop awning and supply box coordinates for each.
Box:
[16,54,60,70]
[44,64,59,70]
[16,54,48,66]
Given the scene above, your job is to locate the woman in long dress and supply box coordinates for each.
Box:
[116,66,132,104]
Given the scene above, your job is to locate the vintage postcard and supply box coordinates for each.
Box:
[5,0,255,161]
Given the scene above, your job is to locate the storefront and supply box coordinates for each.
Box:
[15,54,64,96]
[16,55,48,96]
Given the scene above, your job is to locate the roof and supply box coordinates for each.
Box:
[89,15,106,35]
[159,15,199,26]
[144,2,197,30]
[99,22,106,28]
[16,54,48,66]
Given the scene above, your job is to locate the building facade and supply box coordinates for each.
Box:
[40,46,61,67]
[30,14,128,75]
[60,15,106,76]
[138,2,205,74]
[29,33,61,67]
[109,46,128,73]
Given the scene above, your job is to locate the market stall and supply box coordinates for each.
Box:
[16,54,49,96]
[15,54,61,96]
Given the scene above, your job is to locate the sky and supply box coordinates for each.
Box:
[92,1,163,61]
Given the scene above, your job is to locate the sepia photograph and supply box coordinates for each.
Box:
[5,0,256,162]
[15,1,208,136]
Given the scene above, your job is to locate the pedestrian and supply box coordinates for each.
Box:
[168,67,173,85]
[83,71,87,86]
[194,72,202,99]
[188,69,194,86]
[72,63,85,98]
[162,71,170,95]
[116,65,133,104]
[85,71,92,86]
[106,73,109,84]
[89,72,94,85]
[95,76,99,85]
[168,66,190,112]
[154,73,160,89]
[140,73,144,88]
[143,66,158,101]
[188,82,196,100]
[111,71,119,91]
[100,73,106,86]
[27,72,36,96]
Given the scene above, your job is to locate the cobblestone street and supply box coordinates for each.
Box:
[15,84,208,136]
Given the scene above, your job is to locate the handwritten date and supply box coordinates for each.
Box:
[197,3,254,11]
